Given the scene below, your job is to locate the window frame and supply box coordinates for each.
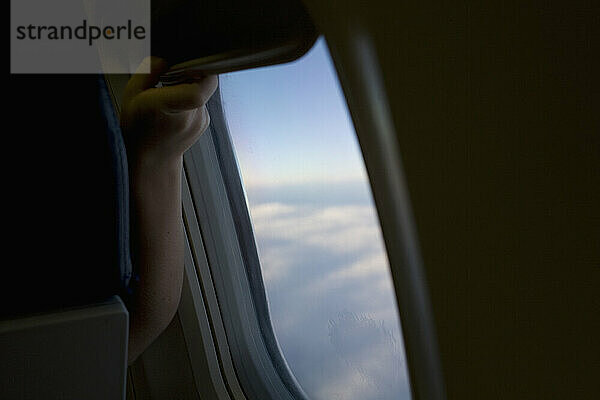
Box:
[323,35,445,399]
[181,87,309,400]
[106,32,444,400]
[185,35,445,400]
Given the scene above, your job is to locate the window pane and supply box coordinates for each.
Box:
[220,38,411,400]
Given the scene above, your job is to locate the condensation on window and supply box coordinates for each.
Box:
[220,37,412,400]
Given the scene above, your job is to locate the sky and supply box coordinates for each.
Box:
[220,38,411,400]
[219,39,368,188]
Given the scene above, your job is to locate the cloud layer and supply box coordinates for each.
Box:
[248,201,411,400]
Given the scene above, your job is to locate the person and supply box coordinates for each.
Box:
[119,57,218,364]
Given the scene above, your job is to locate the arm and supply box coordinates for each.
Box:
[120,57,218,364]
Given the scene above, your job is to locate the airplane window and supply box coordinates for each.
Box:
[219,38,412,400]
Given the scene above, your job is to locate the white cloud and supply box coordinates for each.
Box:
[255,242,297,282]
[250,203,384,256]
[307,312,409,400]
[334,252,389,280]
[250,202,296,220]
[323,312,410,400]
[303,251,389,297]
[315,367,374,400]
[244,200,409,400]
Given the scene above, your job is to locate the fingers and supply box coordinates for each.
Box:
[124,58,218,117]
[123,57,169,103]
[140,75,219,113]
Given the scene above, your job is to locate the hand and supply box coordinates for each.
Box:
[119,57,218,363]
[120,57,218,164]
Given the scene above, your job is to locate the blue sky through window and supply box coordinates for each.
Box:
[220,38,411,400]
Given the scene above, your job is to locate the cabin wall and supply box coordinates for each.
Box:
[304,1,600,398]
